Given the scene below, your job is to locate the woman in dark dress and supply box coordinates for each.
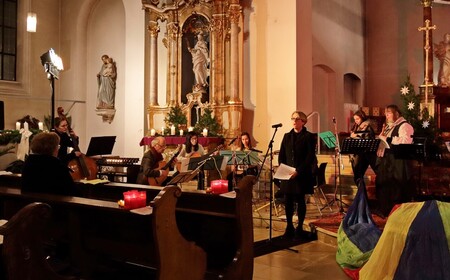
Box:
[278,111,317,239]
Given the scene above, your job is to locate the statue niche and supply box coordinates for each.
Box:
[142,0,243,138]
[182,15,210,125]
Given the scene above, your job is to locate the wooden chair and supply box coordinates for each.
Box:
[0,202,77,280]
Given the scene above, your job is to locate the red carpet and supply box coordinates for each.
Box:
[310,213,387,234]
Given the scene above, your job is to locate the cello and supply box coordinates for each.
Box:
[57,107,98,180]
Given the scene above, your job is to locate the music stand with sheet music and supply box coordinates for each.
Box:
[340,138,380,155]
[86,136,116,156]
[184,155,228,190]
[220,150,260,166]
[319,131,336,149]
[167,169,200,186]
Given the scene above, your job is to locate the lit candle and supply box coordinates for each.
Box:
[150,128,156,136]
[180,130,184,136]
[38,122,44,130]
[23,122,29,131]
[202,128,208,137]
[161,126,165,135]
[170,125,175,136]
[15,122,20,130]
[188,127,194,132]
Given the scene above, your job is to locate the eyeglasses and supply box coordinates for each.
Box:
[156,143,167,149]
[291,117,302,122]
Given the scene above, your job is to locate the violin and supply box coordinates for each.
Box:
[57,107,97,180]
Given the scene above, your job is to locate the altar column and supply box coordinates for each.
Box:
[148,20,159,106]
[228,2,241,104]
[167,17,179,106]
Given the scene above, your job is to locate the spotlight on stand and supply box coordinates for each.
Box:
[40,48,64,128]
[40,48,64,79]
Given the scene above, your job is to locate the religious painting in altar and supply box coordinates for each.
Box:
[142,0,243,138]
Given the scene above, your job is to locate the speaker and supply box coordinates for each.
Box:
[0,101,4,130]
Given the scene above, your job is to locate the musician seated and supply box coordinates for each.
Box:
[227,132,260,191]
[54,116,82,165]
[175,131,206,189]
[136,136,177,186]
[177,131,205,165]
[22,132,79,196]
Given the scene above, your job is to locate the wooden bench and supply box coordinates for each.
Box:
[0,175,255,279]
[0,186,206,280]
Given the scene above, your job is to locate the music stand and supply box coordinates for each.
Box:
[167,169,200,186]
[340,138,380,155]
[391,143,426,196]
[185,155,228,190]
[319,131,337,149]
[86,136,116,156]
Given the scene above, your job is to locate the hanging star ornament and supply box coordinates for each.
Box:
[422,120,430,128]
[400,86,410,95]
[407,101,415,110]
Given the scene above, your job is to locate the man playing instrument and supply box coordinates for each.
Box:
[137,136,177,186]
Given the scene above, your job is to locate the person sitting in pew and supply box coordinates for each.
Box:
[22,132,79,196]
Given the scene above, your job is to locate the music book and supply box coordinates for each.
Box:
[319,131,336,148]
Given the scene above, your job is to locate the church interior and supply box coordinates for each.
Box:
[1,0,450,279]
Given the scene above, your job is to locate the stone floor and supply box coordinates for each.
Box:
[252,196,349,280]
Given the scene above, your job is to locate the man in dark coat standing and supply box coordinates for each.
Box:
[278,111,317,239]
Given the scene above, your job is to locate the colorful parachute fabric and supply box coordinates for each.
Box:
[336,179,382,279]
[359,200,450,280]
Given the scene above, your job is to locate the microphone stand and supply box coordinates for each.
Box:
[331,118,347,214]
[256,126,279,242]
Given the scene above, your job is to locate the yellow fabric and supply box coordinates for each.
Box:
[437,201,450,252]
[359,202,424,280]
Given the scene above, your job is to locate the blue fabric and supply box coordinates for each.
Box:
[394,200,450,280]
[342,179,381,253]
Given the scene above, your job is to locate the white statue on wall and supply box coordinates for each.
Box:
[187,34,209,88]
[434,33,450,87]
[96,54,117,109]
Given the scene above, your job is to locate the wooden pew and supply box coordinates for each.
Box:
[0,186,207,280]
[0,175,255,279]
[0,202,76,280]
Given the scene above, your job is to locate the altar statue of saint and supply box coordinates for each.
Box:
[187,34,209,87]
[434,33,450,87]
[97,54,117,109]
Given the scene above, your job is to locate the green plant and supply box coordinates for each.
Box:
[194,107,222,136]
[164,104,187,133]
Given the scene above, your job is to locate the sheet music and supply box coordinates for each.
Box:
[274,163,296,180]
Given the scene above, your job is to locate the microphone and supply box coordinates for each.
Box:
[332,117,336,124]
[229,137,238,145]
[250,148,263,153]
[272,123,282,128]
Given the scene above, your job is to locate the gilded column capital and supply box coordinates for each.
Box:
[148,21,160,37]
[228,4,241,24]
[421,0,433,8]
[167,21,180,40]
[210,16,224,37]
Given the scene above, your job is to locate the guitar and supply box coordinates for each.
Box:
[148,145,182,186]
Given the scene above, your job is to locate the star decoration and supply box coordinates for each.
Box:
[407,101,415,110]
[422,120,430,128]
[400,86,410,95]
